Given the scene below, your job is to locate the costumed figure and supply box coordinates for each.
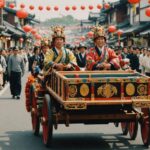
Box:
[86,26,120,71]
[43,26,79,75]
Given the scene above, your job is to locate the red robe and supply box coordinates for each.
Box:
[86,46,120,70]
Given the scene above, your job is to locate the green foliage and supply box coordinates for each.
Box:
[41,15,80,26]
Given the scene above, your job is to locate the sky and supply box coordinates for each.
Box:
[15,0,118,21]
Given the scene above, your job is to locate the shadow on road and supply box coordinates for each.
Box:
[0,131,148,150]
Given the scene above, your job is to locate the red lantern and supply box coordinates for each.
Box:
[0,0,5,8]
[89,5,93,10]
[54,6,59,11]
[46,6,51,11]
[19,38,24,43]
[38,6,43,11]
[20,3,25,9]
[65,6,70,11]
[81,5,85,10]
[35,34,42,40]
[108,25,116,33]
[72,6,77,11]
[9,3,15,9]
[23,25,32,32]
[31,29,36,35]
[104,3,110,9]
[117,30,123,36]
[128,0,140,4]
[16,9,28,19]
[29,5,34,10]
[145,7,150,17]
[97,4,102,10]
[87,31,94,38]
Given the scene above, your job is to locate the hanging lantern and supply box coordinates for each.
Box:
[9,3,15,9]
[38,6,43,11]
[35,34,42,40]
[31,29,36,35]
[29,5,34,10]
[108,25,116,33]
[117,30,124,36]
[23,25,32,32]
[97,4,102,10]
[0,0,5,8]
[46,6,51,11]
[89,5,93,10]
[65,6,70,11]
[16,9,28,19]
[145,7,150,17]
[104,3,110,9]
[19,38,24,43]
[54,6,59,11]
[128,0,140,4]
[81,5,85,10]
[72,6,77,11]
[20,3,25,9]
[87,31,94,38]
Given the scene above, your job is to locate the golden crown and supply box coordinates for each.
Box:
[51,26,65,39]
[91,25,106,39]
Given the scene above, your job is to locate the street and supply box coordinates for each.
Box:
[0,71,149,150]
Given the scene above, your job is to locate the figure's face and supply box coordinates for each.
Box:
[79,47,86,53]
[54,37,65,49]
[94,37,105,48]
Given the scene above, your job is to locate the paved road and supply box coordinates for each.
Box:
[0,71,149,150]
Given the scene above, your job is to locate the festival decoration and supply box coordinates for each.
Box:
[128,0,140,4]
[20,3,25,9]
[29,5,34,10]
[54,6,59,11]
[145,7,150,17]
[89,5,94,10]
[72,6,77,11]
[38,6,43,11]
[16,9,28,19]
[46,6,51,11]
[9,3,15,9]
[81,5,85,10]
[97,4,102,9]
[0,0,5,8]
[19,38,24,43]
[23,25,32,32]
[65,6,70,11]
[108,25,116,33]
[87,31,94,38]
[104,3,110,9]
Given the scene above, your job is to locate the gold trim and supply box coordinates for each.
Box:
[80,84,89,97]
[126,83,135,96]
[137,84,147,95]
[97,84,118,98]
[68,85,77,98]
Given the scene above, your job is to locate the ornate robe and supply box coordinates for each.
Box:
[86,46,120,70]
[44,47,77,74]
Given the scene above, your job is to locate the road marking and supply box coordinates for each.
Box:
[0,83,9,96]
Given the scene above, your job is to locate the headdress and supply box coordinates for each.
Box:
[51,26,65,40]
[91,25,106,40]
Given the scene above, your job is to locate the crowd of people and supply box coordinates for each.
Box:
[0,25,150,99]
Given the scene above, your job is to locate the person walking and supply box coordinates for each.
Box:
[8,46,25,99]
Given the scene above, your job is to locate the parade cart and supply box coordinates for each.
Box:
[25,70,150,147]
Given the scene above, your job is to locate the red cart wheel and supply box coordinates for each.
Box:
[141,108,150,147]
[121,122,128,135]
[42,94,53,147]
[30,85,40,136]
[128,120,138,140]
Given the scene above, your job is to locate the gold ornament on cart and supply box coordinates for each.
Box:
[68,85,77,98]
[126,83,135,96]
[137,84,147,95]
[80,84,89,97]
[97,84,118,98]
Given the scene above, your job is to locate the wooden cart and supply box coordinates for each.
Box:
[25,70,150,147]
